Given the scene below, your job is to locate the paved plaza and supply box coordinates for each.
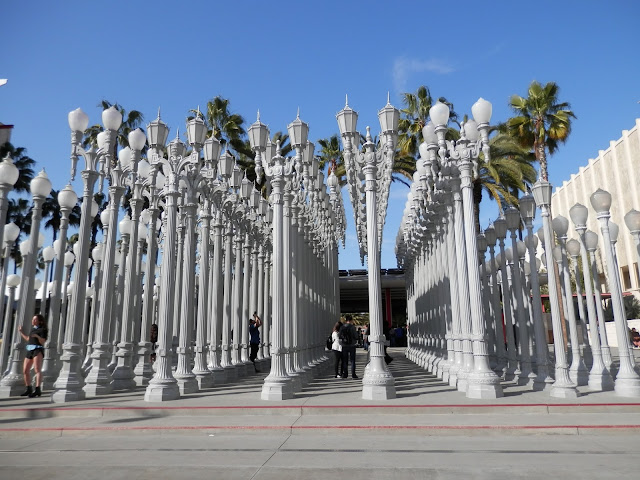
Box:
[1,348,639,479]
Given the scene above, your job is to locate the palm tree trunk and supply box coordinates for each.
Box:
[473,182,482,234]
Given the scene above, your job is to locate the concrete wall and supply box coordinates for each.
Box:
[552,119,640,298]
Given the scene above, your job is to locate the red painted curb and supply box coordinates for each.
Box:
[1,424,639,433]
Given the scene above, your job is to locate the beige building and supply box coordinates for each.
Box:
[552,118,640,298]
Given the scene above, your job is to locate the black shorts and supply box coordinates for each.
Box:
[25,348,44,360]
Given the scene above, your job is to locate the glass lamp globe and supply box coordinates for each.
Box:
[493,216,507,239]
[64,251,75,266]
[566,238,581,257]
[42,246,55,262]
[53,239,62,256]
[58,184,78,210]
[516,240,527,258]
[37,233,44,249]
[119,216,133,236]
[128,128,147,151]
[569,203,588,227]
[526,234,538,250]
[552,215,569,236]
[68,108,89,132]
[422,122,437,145]
[0,155,20,186]
[92,244,103,262]
[590,188,612,214]
[429,101,450,127]
[484,225,497,247]
[67,282,75,295]
[463,119,479,142]
[624,209,640,233]
[102,106,123,131]
[30,170,52,198]
[584,230,598,250]
[97,131,108,150]
[138,221,148,239]
[100,208,110,228]
[19,240,29,256]
[118,147,133,169]
[336,99,358,136]
[3,222,20,243]
[73,242,81,258]
[91,199,99,217]
[471,98,492,124]
[34,278,42,291]
[287,113,309,148]
[6,274,21,288]
[138,159,151,179]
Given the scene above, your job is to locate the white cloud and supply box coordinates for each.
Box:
[393,57,455,92]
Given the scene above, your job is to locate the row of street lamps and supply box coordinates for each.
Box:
[397,98,640,398]
[0,106,345,402]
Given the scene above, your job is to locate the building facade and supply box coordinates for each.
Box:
[552,118,640,297]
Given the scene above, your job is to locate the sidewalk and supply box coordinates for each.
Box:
[1,348,640,436]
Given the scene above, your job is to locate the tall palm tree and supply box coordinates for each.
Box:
[6,198,31,272]
[507,81,576,181]
[0,142,36,194]
[192,96,250,157]
[317,135,346,185]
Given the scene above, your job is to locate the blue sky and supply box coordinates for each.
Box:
[2,0,639,270]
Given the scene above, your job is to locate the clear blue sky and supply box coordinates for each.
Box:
[2,0,639,270]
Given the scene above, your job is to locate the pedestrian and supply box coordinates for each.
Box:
[340,315,358,379]
[249,312,262,372]
[331,321,343,378]
[18,314,47,398]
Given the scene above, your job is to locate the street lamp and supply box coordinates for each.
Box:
[0,274,20,376]
[590,189,640,397]
[569,203,613,390]
[336,95,398,400]
[531,180,578,397]
[0,169,52,397]
[552,215,589,386]
[519,193,554,390]
[0,154,20,259]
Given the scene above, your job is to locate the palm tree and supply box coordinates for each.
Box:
[0,142,36,194]
[317,135,346,185]
[472,130,537,231]
[192,96,250,156]
[507,81,576,181]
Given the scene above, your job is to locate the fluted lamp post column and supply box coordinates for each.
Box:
[590,189,640,397]
[251,112,294,400]
[0,170,52,396]
[531,180,578,398]
[337,97,397,400]
[0,155,20,264]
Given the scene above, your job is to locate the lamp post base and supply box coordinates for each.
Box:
[614,378,640,398]
[261,378,293,401]
[209,367,227,385]
[532,375,555,391]
[222,365,237,381]
[587,372,614,392]
[194,370,213,390]
[550,384,580,398]
[362,358,396,400]
[144,379,180,402]
[175,374,199,395]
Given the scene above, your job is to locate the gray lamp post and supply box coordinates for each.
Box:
[519,193,554,390]
[0,169,52,396]
[624,209,640,269]
[0,222,20,353]
[531,180,578,397]
[252,112,295,400]
[590,189,640,397]
[0,154,20,264]
[552,215,589,386]
[41,184,77,388]
[569,203,613,390]
[57,252,75,356]
[53,106,121,403]
[337,97,397,400]
[0,274,20,375]
[504,206,534,385]
[483,224,507,375]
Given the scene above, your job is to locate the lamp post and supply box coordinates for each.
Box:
[569,204,613,390]
[0,222,20,344]
[336,96,397,400]
[40,246,55,316]
[483,224,507,375]
[57,252,75,356]
[0,154,20,262]
[519,193,554,390]
[590,189,640,396]
[504,206,534,385]
[43,186,77,383]
[0,169,52,396]
[53,106,121,403]
[531,180,578,397]
[624,209,640,269]
[552,215,589,386]
[252,111,295,401]
[0,274,20,375]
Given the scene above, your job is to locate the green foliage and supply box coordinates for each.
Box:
[603,295,640,321]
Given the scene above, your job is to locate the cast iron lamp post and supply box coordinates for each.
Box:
[336,96,398,400]
[531,180,578,397]
[53,106,122,402]
[0,154,20,261]
[251,112,297,400]
[0,222,20,347]
[0,170,52,396]
[590,188,640,397]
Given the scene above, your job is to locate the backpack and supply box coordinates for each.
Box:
[339,325,353,346]
[326,334,333,350]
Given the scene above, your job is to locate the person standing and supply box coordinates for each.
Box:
[331,322,343,378]
[340,315,358,379]
[249,312,262,372]
[18,314,48,398]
